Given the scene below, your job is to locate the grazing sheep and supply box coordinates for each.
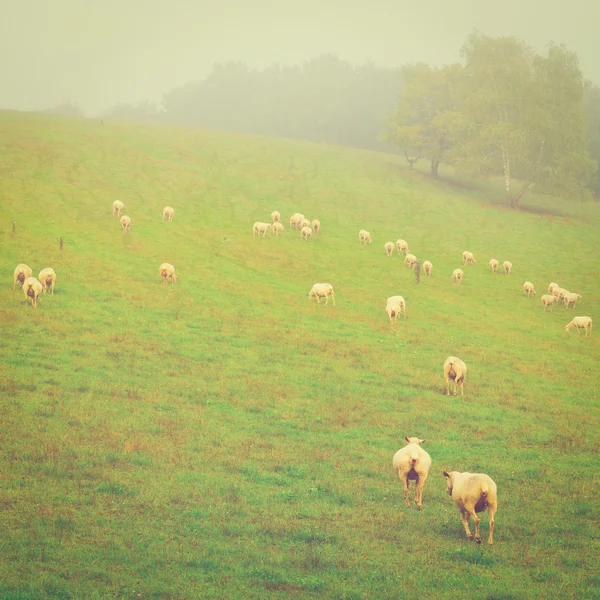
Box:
[462,251,476,265]
[159,263,178,284]
[13,264,33,291]
[563,292,582,309]
[359,230,373,245]
[444,356,467,396]
[502,261,512,275]
[299,218,311,230]
[162,206,175,221]
[38,268,57,295]
[552,287,569,301]
[396,239,409,255]
[311,219,320,233]
[22,277,43,307]
[489,259,499,274]
[308,283,335,306]
[443,471,498,545]
[541,294,558,311]
[272,222,284,237]
[393,437,432,511]
[112,200,124,217]
[271,211,281,222]
[523,282,536,297]
[565,316,592,336]
[423,261,433,277]
[404,253,417,268]
[300,226,312,241]
[120,215,131,231]
[384,242,395,257]
[386,296,406,323]
[451,268,464,284]
[548,282,559,294]
[253,222,272,238]
[289,213,305,229]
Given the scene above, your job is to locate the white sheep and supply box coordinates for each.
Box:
[563,292,582,308]
[404,253,417,268]
[443,471,498,545]
[451,268,464,284]
[552,287,570,301]
[423,261,433,277]
[386,295,406,323]
[308,283,335,305]
[548,282,559,294]
[300,218,311,229]
[162,206,175,221]
[289,213,305,229]
[523,282,536,297]
[38,268,57,295]
[159,263,178,284]
[253,222,272,238]
[444,356,467,396]
[13,264,33,291]
[489,259,499,274]
[22,277,43,308]
[311,219,320,233]
[565,316,592,336]
[271,211,281,222]
[502,261,512,275]
[393,437,432,511]
[462,251,476,265]
[384,242,394,257]
[541,294,558,311]
[120,215,131,231]
[272,222,284,237]
[300,226,312,241]
[396,239,409,255]
[112,200,124,217]
[359,230,373,245]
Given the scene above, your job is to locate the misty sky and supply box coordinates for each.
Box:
[2,0,599,115]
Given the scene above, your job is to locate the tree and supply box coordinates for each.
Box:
[584,85,600,197]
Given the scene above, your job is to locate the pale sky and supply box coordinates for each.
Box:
[1,0,598,115]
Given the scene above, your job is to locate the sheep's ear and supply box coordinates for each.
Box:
[404,436,410,443]
[443,471,450,478]
[419,438,426,444]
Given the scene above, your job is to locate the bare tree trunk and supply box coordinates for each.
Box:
[501,145,513,207]
[513,139,544,208]
[405,151,420,170]
[431,158,440,178]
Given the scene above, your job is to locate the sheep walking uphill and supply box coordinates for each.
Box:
[359,230,372,245]
[112,200,124,217]
[159,263,178,284]
[120,215,131,231]
[162,206,175,221]
[462,251,476,265]
[301,226,312,241]
[489,259,499,274]
[22,277,43,308]
[423,261,433,277]
[311,219,320,233]
[384,242,394,257]
[396,239,409,255]
[272,222,284,237]
[444,356,467,396]
[452,268,464,284]
[503,261,512,275]
[386,296,406,323]
[13,264,33,291]
[38,268,56,295]
[271,211,281,223]
[523,282,536,298]
[393,437,432,511]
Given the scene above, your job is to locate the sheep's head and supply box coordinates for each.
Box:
[405,436,425,446]
[443,471,454,496]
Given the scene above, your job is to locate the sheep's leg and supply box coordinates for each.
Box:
[331,294,335,306]
[401,475,410,507]
[459,509,473,540]
[417,473,427,510]
[460,380,465,397]
[324,296,328,305]
[464,504,481,543]
[446,377,450,396]
[487,506,496,545]
[413,475,420,507]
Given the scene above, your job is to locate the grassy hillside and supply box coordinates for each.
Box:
[1,111,598,600]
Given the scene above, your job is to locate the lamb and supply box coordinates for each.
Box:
[541,294,558,311]
[253,222,272,238]
[396,239,409,255]
[502,261,512,275]
[272,222,284,237]
[311,219,320,233]
[393,437,432,511]
[564,316,592,336]
[112,200,124,217]
[489,259,499,274]
[451,268,464,284]
[386,295,406,323]
[523,281,536,297]
[13,264,33,291]
[444,356,467,396]
[308,283,335,305]
[271,211,281,222]
[38,268,57,295]
[300,226,312,241]
[423,261,432,277]
[443,471,498,544]
[162,206,175,221]
[404,253,417,268]
[384,242,395,257]
[359,230,373,245]
[548,282,559,294]
[120,215,131,231]
[22,277,43,308]
[462,251,476,265]
[563,292,582,308]
[159,263,178,284]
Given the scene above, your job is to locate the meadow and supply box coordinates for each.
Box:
[0,111,598,599]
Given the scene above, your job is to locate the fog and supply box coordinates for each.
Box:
[1,0,599,115]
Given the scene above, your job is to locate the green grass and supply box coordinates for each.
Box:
[0,110,599,599]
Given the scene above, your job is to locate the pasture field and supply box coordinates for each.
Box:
[0,111,599,599]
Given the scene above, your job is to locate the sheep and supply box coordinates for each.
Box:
[312,219,320,233]
[120,215,131,231]
[541,294,558,311]
[443,471,498,545]
[386,296,406,323]
[552,287,569,301]
[290,213,305,229]
[300,218,311,229]
[253,222,272,238]
[444,356,467,396]
[548,282,559,294]
[13,264,33,291]
[396,239,409,255]
[162,206,175,221]
[404,253,417,268]
[451,268,464,284]
[563,292,582,309]
[384,242,394,257]
[462,251,476,265]
[271,211,281,222]
[423,261,433,277]
[38,268,57,295]
[159,263,178,284]
[22,277,43,308]
[523,281,536,297]
[308,283,335,306]
[489,259,499,274]
[564,316,592,336]
[393,437,432,511]
[272,222,284,237]
[503,261,512,275]
[300,226,312,241]
[112,200,124,217]
[359,230,373,245]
